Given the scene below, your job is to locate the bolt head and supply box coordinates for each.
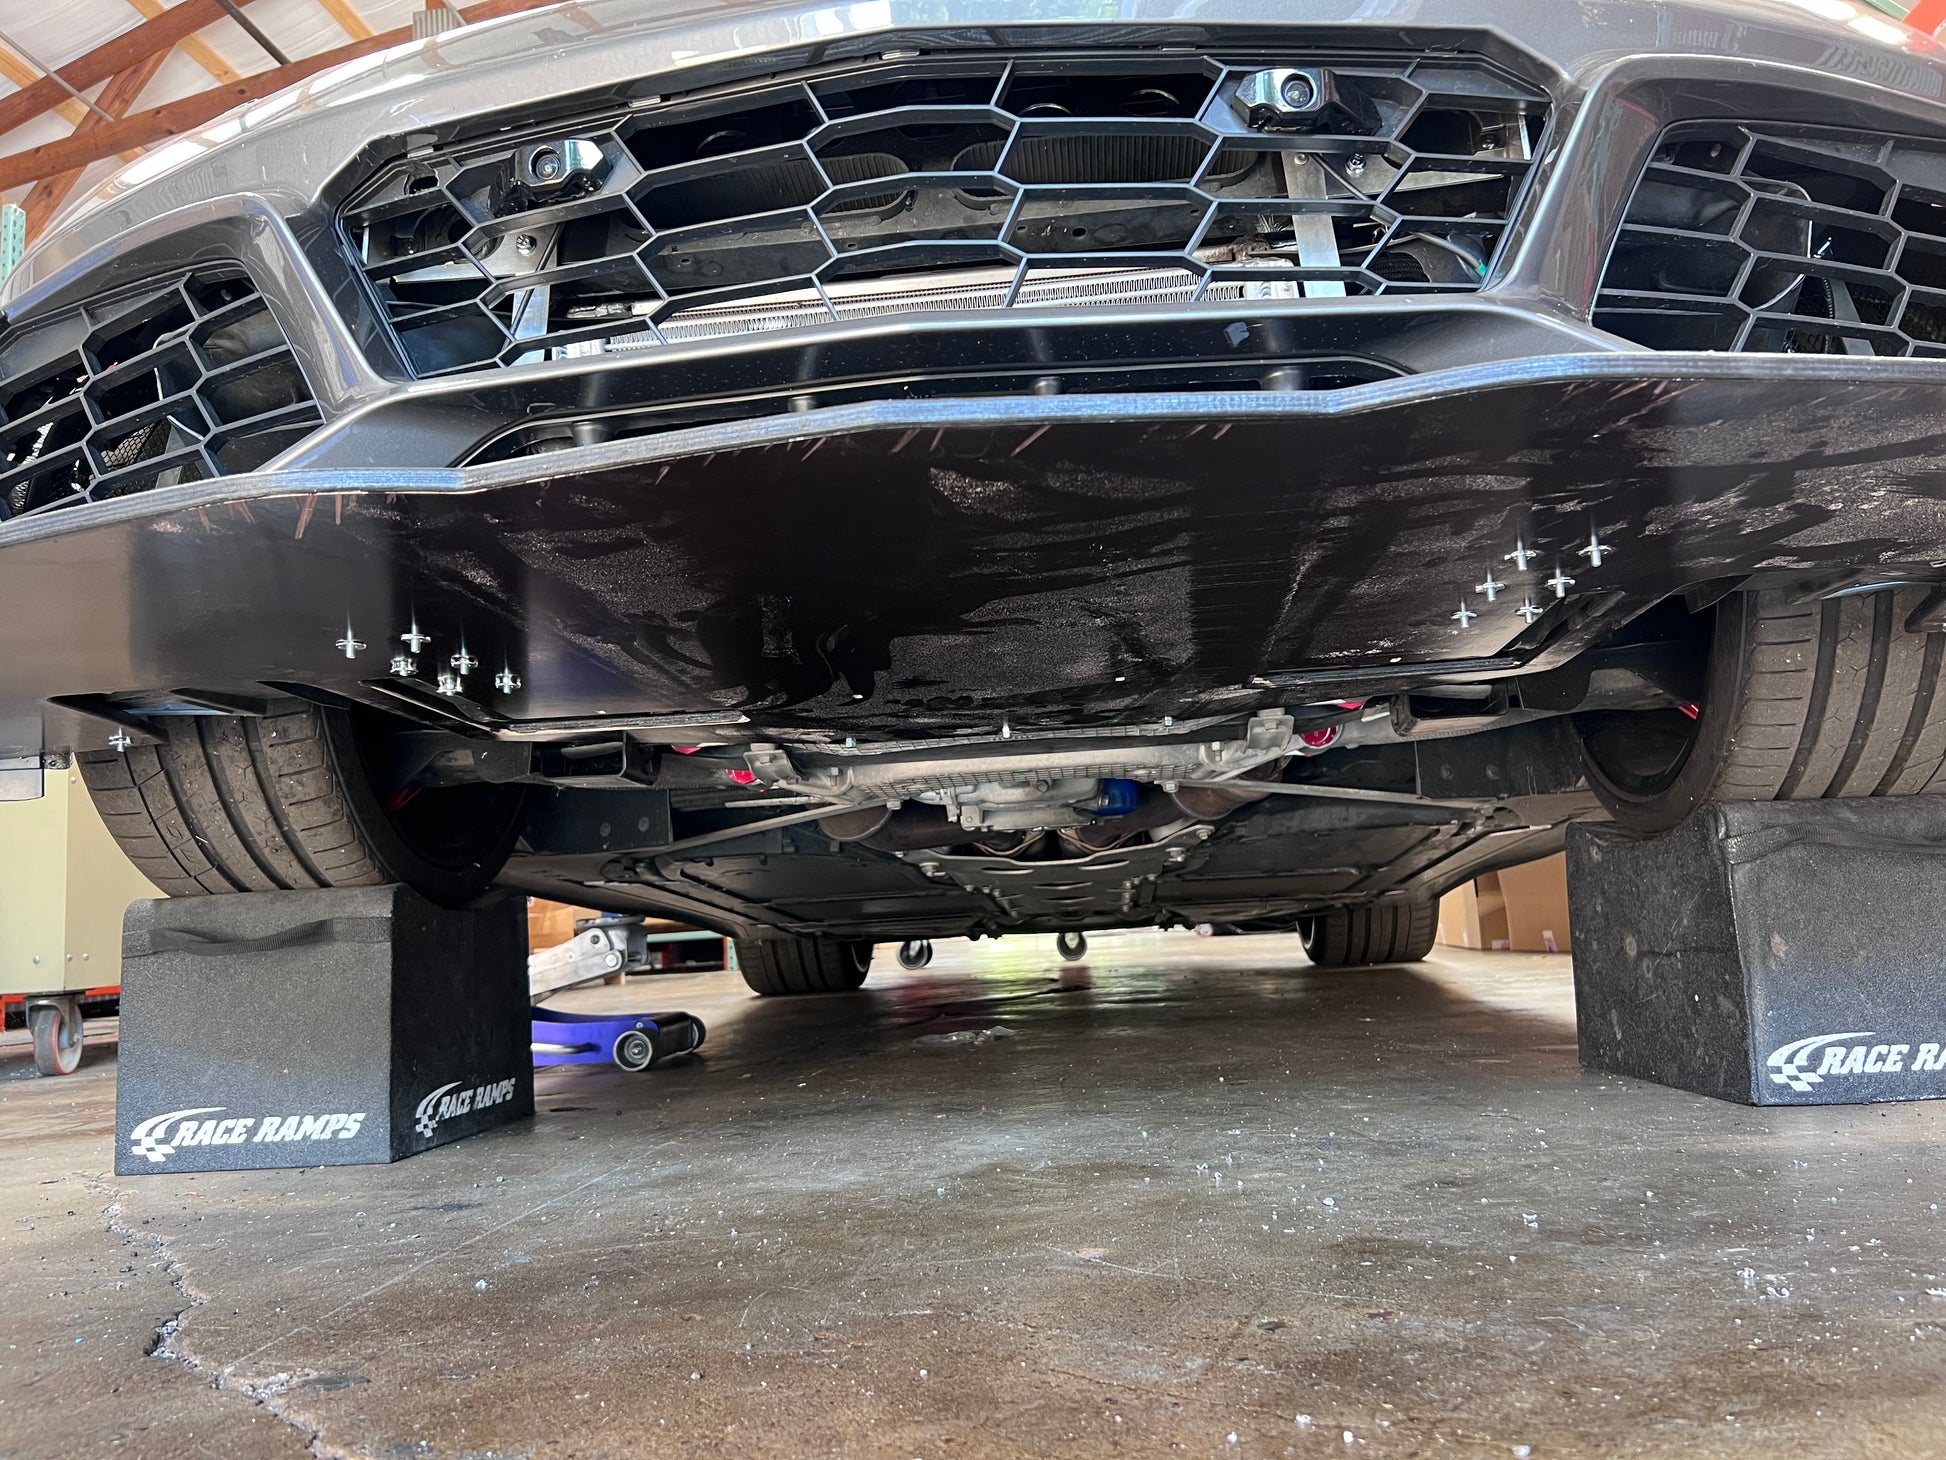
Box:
[514,233,539,256]
[391,655,417,677]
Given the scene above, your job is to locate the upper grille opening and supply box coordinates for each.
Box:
[0,267,321,521]
[340,51,1547,378]
[1595,122,1946,355]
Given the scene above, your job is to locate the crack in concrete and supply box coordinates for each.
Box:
[94,1182,358,1460]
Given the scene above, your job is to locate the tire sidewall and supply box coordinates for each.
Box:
[322,709,529,906]
[1576,594,1752,834]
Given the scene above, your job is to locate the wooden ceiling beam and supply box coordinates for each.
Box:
[0,0,261,145]
[315,0,377,43]
[0,45,93,131]
[22,49,173,239]
[0,0,574,194]
[124,0,245,86]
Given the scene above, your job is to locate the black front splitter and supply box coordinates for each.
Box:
[5,352,1946,756]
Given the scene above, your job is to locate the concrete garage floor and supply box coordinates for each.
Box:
[5,933,1946,1460]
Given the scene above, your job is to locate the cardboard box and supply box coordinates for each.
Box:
[526,898,606,952]
[1437,852,1572,953]
[526,900,700,953]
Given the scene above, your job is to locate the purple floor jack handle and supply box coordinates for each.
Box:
[531,1008,707,1072]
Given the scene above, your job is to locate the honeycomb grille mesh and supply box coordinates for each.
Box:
[1595,121,1946,356]
[340,53,1546,377]
[0,268,321,521]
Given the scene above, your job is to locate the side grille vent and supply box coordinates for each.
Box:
[341,53,1546,377]
[0,268,320,520]
[1596,122,1946,356]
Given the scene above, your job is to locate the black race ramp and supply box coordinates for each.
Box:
[116,885,533,1174]
[1567,799,1946,1106]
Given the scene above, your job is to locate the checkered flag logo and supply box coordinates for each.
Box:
[127,1107,224,1164]
[414,1083,461,1140]
[1766,1032,1874,1094]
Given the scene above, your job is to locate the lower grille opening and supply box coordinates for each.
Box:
[1595,121,1946,357]
[0,267,322,521]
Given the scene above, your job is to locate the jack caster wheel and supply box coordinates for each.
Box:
[29,1004,83,1077]
[612,1028,655,1072]
[897,939,934,970]
[1056,931,1088,962]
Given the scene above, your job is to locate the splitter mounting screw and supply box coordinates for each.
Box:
[451,646,479,675]
[1576,530,1611,567]
[1505,537,1536,571]
[1516,599,1545,625]
[336,624,366,659]
[400,622,432,654]
[108,730,132,753]
[390,654,418,678]
[1546,566,1577,599]
[437,670,463,696]
[1452,601,1478,627]
[1475,570,1504,602]
[494,668,522,694]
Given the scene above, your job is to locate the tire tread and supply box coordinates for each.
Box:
[76,699,516,904]
[1302,897,1436,968]
[1585,587,1946,830]
[735,938,872,995]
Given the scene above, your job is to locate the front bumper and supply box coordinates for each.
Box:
[8,0,1946,759]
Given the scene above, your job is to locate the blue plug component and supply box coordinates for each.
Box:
[1095,778,1139,815]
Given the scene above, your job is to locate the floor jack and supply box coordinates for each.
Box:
[531,1009,706,1072]
[528,917,709,1072]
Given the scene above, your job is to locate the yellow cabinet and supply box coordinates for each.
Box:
[0,768,161,997]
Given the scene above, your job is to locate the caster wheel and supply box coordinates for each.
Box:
[613,1028,655,1072]
[29,1004,82,1077]
[897,939,934,970]
[1056,931,1088,962]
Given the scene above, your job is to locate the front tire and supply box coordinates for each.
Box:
[1578,587,1946,834]
[1300,898,1436,968]
[735,937,873,995]
[78,699,528,906]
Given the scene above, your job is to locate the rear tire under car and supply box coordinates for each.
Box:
[735,937,873,995]
[1577,586,1946,834]
[77,699,528,906]
[1300,898,1438,968]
